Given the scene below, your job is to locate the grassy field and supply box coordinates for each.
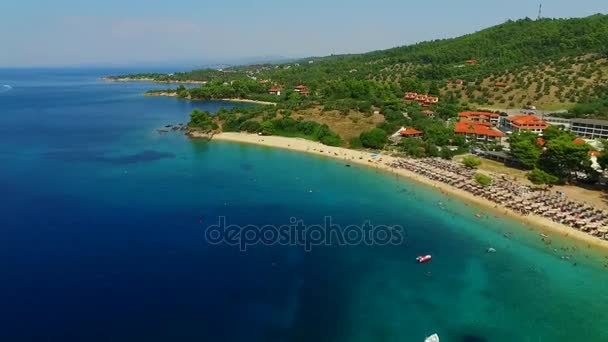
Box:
[291,106,385,142]
[454,154,530,181]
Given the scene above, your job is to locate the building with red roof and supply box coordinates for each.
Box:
[459,111,501,126]
[268,88,281,95]
[399,128,423,138]
[466,60,477,64]
[536,137,545,146]
[421,110,434,117]
[504,115,548,133]
[294,85,307,92]
[572,138,587,145]
[494,82,508,87]
[454,122,504,143]
[403,92,439,106]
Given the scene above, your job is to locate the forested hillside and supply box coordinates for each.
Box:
[110,14,608,113]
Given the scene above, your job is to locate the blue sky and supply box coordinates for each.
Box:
[1,0,606,67]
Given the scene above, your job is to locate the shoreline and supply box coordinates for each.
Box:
[100,77,207,84]
[219,98,277,106]
[143,92,277,106]
[212,132,608,253]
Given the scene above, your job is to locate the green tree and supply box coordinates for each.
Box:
[428,82,440,96]
[527,168,559,185]
[188,109,218,131]
[509,132,542,169]
[462,155,482,168]
[542,125,575,141]
[400,138,425,157]
[360,128,388,149]
[474,173,493,186]
[259,121,275,135]
[539,137,592,182]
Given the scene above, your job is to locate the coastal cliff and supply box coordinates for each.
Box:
[186,129,215,140]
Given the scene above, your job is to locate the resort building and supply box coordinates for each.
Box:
[294,85,307,92]
[421,110,435,117]
[268,88,281,96]
[503,115,548,134]
[403,92,439,107]
[390,127,423,144]
[543,116,572,129]
[454,122,505,143]
[399,128,423,139]
[458,111,500,126]
[569,118,608,139]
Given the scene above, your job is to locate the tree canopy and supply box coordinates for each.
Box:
[360,128,388,149]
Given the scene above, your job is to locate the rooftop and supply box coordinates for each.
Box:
[399,128,423,136]
[506,115,548,128]
[454,122,505,137]
[459,111,500,118]
[571,118,608,126]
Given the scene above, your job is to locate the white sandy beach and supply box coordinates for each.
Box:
[213,132,608,252]
[219,98,277,106]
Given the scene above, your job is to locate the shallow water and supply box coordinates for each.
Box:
[0,68,607,341]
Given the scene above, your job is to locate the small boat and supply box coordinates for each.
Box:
[475,213,482,218]
[416,255,432,263]
[425,333,440,342]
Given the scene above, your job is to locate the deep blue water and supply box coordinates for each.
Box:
[1,69,608,342]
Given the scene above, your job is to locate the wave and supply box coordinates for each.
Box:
[0,85,12,93]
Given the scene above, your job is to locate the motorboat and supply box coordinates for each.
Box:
[425,333,439,342]
[416,255,432,263]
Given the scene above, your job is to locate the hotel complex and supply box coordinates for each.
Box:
[503,115,549,133]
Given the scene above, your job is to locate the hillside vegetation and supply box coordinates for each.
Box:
[111,14,608,114]
[441,54,608,109]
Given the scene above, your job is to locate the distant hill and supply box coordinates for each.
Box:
[281,14,608,109]
[111,14,608,112]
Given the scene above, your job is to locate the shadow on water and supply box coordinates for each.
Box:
[461,334,487,342]
[240,162,254,171]
[44,150,175,165]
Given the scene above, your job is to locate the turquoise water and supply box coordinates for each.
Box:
[1,68,607,341]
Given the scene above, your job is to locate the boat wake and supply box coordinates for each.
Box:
[0,85,12,93]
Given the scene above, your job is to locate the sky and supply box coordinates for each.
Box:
[1,0,607,67]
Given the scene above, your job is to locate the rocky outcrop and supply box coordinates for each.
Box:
[187,130,215,141]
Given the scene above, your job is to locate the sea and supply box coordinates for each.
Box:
[0,68,607,342]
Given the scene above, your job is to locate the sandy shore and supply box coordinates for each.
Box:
[213,132,608,252]
[219,98,277,106]
[143,92,276,106]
